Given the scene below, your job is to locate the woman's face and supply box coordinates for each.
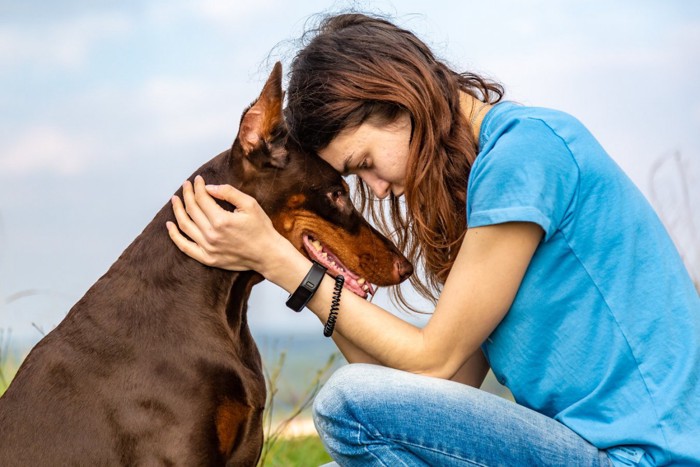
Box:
[318,113,411,199]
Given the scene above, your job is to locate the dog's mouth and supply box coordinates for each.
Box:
[302,234,375,299]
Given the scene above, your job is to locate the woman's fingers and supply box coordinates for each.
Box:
[205,183,256,211]
[165,220,212,265]
[167,175,280,272]
[171,194,209,247]
[182,179,212,233]
[193,176,233,228]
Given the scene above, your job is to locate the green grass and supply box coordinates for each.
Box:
[0,368,7,396]
[261,435,331,467]
[258,350,339,466]
[1,360,16,397]
[0,333,17,397]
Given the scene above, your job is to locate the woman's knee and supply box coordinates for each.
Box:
[313,363,402,432]
[314,364,378,422]
[313,363,410,461]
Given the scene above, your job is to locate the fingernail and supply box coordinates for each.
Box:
[205,184,218,191]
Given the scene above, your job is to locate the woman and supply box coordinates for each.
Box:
[167,13,700,466]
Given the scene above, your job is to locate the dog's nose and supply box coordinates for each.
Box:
[394,258,413,282]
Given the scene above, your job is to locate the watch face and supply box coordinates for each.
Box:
[286,287,311,311]
[298,287,313,302]
[286,262,327,311]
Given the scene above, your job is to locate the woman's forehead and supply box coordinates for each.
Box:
[319,127,366,170]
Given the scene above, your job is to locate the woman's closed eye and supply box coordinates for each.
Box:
[342,158,369,178]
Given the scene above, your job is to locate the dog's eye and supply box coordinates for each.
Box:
[327,189,346,209]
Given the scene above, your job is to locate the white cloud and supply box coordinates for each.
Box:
[0,12,131,69]
[132,75,252,146]
[146,0,281,28]
[0,126,97,175]
[196,0,280,24]
[0,74,259,177]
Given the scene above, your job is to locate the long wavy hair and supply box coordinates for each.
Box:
[286,13,504,310]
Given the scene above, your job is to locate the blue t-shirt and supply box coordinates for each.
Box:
[468,102,700,466]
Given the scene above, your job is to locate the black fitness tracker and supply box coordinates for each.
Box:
[285,261,327,312]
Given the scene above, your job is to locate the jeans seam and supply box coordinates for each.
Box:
[357,423,412,467]
[391,437,489,467]
[358,422,488,467]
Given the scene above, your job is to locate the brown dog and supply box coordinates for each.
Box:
[0,63,412,466]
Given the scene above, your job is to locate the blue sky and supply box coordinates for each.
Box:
[1,0,698,348]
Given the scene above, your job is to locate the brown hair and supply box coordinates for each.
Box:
[286,13,504,310]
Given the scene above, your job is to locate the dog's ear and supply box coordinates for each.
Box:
[235,62,287,168]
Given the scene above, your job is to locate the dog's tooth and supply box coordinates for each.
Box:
[330,261,336,266]
[362,284,369,291]
[312,240,322,251]
[357,278,365,285]
[321,252,328,258]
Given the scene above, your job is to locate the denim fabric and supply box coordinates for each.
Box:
[313,364,612,467]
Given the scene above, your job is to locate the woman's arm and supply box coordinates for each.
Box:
[452,350,490,387]
[328,325,489,387]
[168,178,541,380]
[332,332,380,365]
[275,221,540,380]
[334,331,489,387]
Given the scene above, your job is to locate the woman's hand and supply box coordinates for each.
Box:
[166,175,286,273]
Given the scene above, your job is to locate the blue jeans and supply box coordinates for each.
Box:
[313,364,612,466]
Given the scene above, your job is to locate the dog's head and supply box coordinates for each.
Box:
[228,63,412,297]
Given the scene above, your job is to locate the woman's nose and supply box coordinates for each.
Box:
[367,179,390,199]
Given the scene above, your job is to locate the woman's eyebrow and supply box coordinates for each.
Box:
[341,155,354,176]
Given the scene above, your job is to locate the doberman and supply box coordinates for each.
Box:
[0,63,412,466]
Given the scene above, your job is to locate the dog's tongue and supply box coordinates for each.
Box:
[302,235,375,298]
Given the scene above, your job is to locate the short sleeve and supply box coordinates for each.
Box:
[467,118,580,241]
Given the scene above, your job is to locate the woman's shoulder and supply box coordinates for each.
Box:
[479,102,586,152]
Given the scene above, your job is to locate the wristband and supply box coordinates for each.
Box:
[285,261,327,312]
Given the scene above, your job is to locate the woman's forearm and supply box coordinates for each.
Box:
[309,278,449,376]
[333,329,488,388]
[331,333,381,365]
[262,246,455,378]
[263,222,542,380]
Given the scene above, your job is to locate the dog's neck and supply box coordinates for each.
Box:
[72,150,262,343]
